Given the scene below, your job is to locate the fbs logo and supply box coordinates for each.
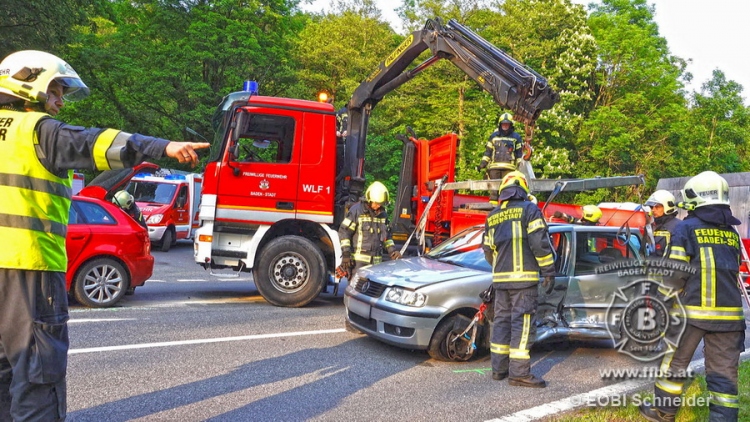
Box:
[605,279,686,362]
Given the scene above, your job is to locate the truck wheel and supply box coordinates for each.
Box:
[428,315,477,362]
[160,228,173,252]
[73,258,130,308]
[253,236,326,307]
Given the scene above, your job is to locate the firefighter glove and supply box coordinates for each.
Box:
[542,276,555,295]
[341,254,353,269]
[390,251,402,260]
[552,211,564,219]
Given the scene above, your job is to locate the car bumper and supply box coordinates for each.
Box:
[344,289,442,350]
[148,225,167,242]
[129,254,154,287]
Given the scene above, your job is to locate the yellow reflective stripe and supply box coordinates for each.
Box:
[510,349,530,360]
[527,218,545,233]
[493,271,539,283]
[669,246,689,262]
[485,142,494,149]
[519,313,530,351]
[481,156,490,162]
[710,391,739,408]
[684,306,745,320]
[384,239,394,248]
[536,254,554,268]
[513,221,522,272]
[654,230,671,244]
[341,218,352,227]
[700,247,716,307]
[353,253,372,262]
[655,378,683,395]
[659,345,675,374]
[340,239,351,247]
[373,256,382,264]
[93,129,130,171]
[490,343,510,354]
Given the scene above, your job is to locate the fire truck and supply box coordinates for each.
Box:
[128,172,203,252]
[194,18,559,307]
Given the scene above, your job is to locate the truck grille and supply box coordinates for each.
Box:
[354,278,386,298]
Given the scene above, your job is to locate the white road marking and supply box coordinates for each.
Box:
[69,318,135,323]
[488,350,750,422]
[69,328,347,355]
[176,279,208,282]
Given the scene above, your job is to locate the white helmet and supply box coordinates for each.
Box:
[0,50,89,103]
[681,171,730,209]
[645,190,677,215]
[113,190,134,209]
[365,181,389,204]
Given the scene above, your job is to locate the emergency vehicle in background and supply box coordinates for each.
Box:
[127,172,203,252]
[194,18,560,307]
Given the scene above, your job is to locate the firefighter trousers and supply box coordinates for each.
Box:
[653,323,744,421]
[486,169,512,202]
[0,269,68,422]
[490,285,538,378]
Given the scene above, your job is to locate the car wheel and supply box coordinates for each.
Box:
[73,258,130,308]
[428,315,477,362]
[160,228,173,252]
[253,236,325,307]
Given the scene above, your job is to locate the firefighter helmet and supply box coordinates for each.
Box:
[112,190,134,209]
[0,50,89,102]
[499,171,529,194]
[581,205,602,223]
[681,171,730,209]
[645,190,677,215]
[499,112,513,125]
[365,181,389,204]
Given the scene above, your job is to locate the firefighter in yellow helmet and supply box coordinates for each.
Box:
[640,171,745,422]
[482,171,555,388]
[0,50,209,421]
[645,190,681,258]
[552,204,602,225]
[477,113,524,205]
[338,181,401,278]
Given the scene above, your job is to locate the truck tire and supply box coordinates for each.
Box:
[253,236,326,307]
[160,228,173,252]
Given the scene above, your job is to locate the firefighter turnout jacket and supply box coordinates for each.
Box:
[479,130,523,171]
[338,200,396,264]
[483,199,555,289]
[0,109,170,272]
[653,214,681,258]
[668,213,746,332]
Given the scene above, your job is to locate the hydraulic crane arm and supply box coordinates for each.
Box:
[341,17,559,199]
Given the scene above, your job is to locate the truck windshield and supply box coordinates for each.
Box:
[128,182,177,205]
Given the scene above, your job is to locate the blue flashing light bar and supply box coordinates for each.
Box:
[243,80,259,95]
[134,173,152,178]
[164,174,187,181]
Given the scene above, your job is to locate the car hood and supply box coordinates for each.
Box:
[357,257,487,289]
[77,162,160,200]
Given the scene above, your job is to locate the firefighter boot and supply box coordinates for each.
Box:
[508,375,546,388]
[492,371,508,381]
[638,404,675,422]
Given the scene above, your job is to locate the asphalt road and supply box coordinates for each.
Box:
[65,241,750,421]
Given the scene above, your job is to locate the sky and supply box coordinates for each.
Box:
[299,0,750,104]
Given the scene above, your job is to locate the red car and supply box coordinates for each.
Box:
[68,163,158,307]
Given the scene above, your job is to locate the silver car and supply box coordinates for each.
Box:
[344,224,646,362]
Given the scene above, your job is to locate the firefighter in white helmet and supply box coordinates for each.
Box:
[0,50,210,421]
[645,190,681,258]
[640,171,745,422]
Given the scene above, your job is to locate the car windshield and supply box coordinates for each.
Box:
[425,227,491,272]
[128,181,177,205]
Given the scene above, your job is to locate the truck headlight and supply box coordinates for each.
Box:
[147,214,163,224]
[385,287,426,307]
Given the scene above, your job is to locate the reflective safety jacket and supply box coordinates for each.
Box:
[668,214,746,331]
[479,130,523,171]
[338,200,396,264]
[0,109,170,272]
[653,214,681,258]
[482,199,555,289]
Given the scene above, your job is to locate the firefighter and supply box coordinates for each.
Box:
[338,181,401,278]
[0,50,209,422]
[639,171,746,422]
[552,204,602,225]
[482,171,555,388]
[477,113,524,205]
[645,190,681,258]
[113,190,148,229]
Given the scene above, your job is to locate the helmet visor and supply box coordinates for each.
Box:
[57,76,90,102]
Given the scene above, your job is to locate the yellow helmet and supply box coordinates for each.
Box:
[582,205,602,223]
[681,171,730,209]
[499,112,514,125]
[0,50,89,103]
[499,171,529,194]
[645,190,677,215]
[365,181,389,204]
[112,190,134,208]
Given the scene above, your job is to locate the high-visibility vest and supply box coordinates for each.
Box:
[0,110,72,272]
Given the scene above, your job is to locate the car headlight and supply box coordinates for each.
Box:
[147,214,164,224]
[385,287,426,307]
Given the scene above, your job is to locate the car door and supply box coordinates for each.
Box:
[536,228,572,324]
